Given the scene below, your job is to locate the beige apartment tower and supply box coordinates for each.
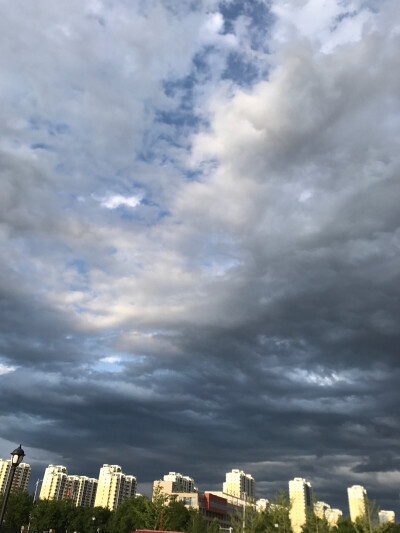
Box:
[40,465,98,506]
[347,485,367,522]
[40,465,69,500]
[0,459,31,494]
[66,475,98,506]
[223,469,255,500]
[94,464,137,510]
[289,478,313,533]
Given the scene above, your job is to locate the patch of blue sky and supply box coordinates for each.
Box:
[67,259,88,275]
[330,9,361,32]
[155,109,201,129]
[222,51,260,86]
[28,116,70,136]
[219,0,274,52]
[30,143,54,151]
[162,73,196,98]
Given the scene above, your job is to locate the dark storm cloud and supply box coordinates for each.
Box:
[0,0,399,518]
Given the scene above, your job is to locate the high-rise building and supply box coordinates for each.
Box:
[94,464,136,510]
[163,472,196,493]
[347,485,367,522]
[379,511,395,524]
[67,475,98,507]
[223,469,255,500]
[0,459,31,494]
[40,465,69,500]
[40,465,98,506]
[289,478,313,533]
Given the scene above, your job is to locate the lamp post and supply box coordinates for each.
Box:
[0,445,25,530]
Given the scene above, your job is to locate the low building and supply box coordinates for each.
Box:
[314,501,330,519]
[256,498,270,511]
[325,508,343,526]
[379,511,395,524]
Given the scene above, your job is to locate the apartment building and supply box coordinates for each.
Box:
[289,478,313,533]
[94,464,136,510]
[347,485,367,522]
[67,475,98,507]
[163,472,196,492]
[223,469,255,500]
[40,465,69,500]
[0,459,31,494]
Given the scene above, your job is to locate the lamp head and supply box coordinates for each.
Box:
[11,444,25,466]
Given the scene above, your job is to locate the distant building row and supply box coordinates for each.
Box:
[289,478,395,533]
[40,464,137,510]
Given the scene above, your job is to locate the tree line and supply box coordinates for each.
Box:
[0,488,399,533]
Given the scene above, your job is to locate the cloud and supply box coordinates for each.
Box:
[0,0,399,515]
[98,194,143,210]
[0,364,16,375]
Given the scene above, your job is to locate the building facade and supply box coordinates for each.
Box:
[347,485,367,522]
[289,478,313,533]
[325,508,343,526]
[0,459,31,494]
[94,464,136,510]
[223,469,255,500]
[163,472,196,493]
[39,465,69,500]
[67,475,98,507]
[379,511,395,524]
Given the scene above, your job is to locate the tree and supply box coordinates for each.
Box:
[163,500,190,531]
[301,507,329,533]
[353,497,380,533]
[30,498,78,533]
[268,490,292,533]
[109,495,153,533]
[150,483,170,530]
[336,517,357,533]
[0,489,33,529]
[207,517,220,533]
[187,508,207,533]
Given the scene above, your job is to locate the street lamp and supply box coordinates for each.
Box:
[0,445,25,529]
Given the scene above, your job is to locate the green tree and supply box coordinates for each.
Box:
[186,508,207,533]
[268,490,292,533]
[150,483,170,530]
[301,507,329,533]
[336,516,357,533]
[163,500,190,531]
[109,495,153,533]
[207,517,221,533]
[0,489,33,529]
[30,498,78,533]
[353,498,380,533]
[72,505,112,533]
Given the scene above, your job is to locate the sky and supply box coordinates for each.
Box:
[0,0,400,516]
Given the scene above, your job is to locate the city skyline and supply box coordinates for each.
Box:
[1,0,400,521]
[1,456,397,520]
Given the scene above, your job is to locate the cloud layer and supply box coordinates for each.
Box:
[1,0,399,514]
